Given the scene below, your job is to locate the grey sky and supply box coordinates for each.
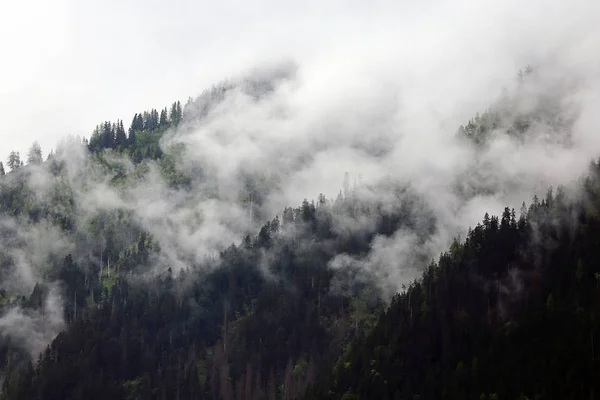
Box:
[0,0,598,159]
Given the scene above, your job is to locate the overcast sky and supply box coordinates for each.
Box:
[1,0,598,159]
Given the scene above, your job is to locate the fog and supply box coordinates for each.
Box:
[0,0,599,358]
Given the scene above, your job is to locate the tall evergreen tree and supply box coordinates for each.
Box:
[169,102,178,124]
[136,113,144,131]
[159,108,168,126]
[7,151,20,171]
[151,109,159,130]
[115,120,127,148]
[142,111,151,131]
[129,113,139,135]
[101,121,115,149]
[170,101,183,125]
[27,141,43,165]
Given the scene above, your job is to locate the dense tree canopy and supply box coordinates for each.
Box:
[1,67,598,399]
[305,162,600,399]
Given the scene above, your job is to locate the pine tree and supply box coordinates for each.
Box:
[128,114,141,146]
[151,109,159,129]
[27,141,43,165]
[176,101,182,122]
[101,121,115,149]
[510,208,517,229]
[483,212,491,229]
[115,120,127,148]
[7,151,21,170]
[160,108,168,126]
[129,113,139,135]
[136,113,144,131]
[0,161,5,176]
[170,101,183,125]
[501,207,511,229]
[142,111,151,131]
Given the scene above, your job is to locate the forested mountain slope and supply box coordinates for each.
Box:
[0,161,439,399]
[0,65,596,399]
[305,164,600,399]
[0,84,435,398]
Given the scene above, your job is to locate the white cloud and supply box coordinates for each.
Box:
[1,0,596,158]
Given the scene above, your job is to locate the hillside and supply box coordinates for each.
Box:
[0,65,598,399]
[305,164,600,399]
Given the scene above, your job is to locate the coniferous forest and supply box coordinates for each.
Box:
[1,65,599,400]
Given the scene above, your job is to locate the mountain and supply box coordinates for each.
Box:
[304,164,600,399]
[0,64,598,399]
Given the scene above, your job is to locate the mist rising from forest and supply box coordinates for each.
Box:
[160,55,600,299]
[1,0,599,360]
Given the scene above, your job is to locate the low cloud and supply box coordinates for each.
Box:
[1,0,599,358]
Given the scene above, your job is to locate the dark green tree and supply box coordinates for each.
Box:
[159,108,168,126]
[115,119,127,148]
[7,151,20,170]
